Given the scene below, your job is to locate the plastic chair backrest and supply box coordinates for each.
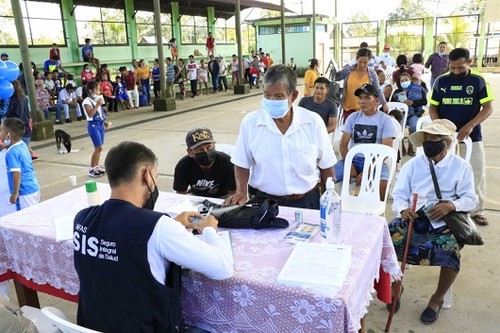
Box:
[416,115,431,131]
[216,143,235,157]
[41,307,102,333]
[450,134,472,163]
[415,115,432,156]
[387,102,409,131]
[21,305,62,333]
[340,144,397,205]
[390,117,403,152]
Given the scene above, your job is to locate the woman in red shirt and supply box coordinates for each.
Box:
[99,74,115,113]
[81,64,95,86]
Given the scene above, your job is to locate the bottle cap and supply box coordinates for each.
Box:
[85,180,97,193]
[325,177,334,190]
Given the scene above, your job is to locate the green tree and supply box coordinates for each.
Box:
[387,0,429,19]
[82,10,127,44]
[344,13,376,38]
[442,16,473,49]
[453,0,485,15]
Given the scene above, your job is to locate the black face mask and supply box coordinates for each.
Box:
[422,140,445,158]
[194,147,217,167]
[450,71,468,78]
[143,173,159,210]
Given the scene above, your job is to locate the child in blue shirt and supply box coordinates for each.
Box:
[113,76,130,110]
[0,118,40,211]
[391,73,428,156]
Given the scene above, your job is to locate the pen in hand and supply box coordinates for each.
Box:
[190,206,214,225]
[205,207,213,217]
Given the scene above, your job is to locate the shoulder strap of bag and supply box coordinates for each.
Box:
[428,158,442,200]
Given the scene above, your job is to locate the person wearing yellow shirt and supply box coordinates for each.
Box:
[136,59,152,106]
[303,58,319,97]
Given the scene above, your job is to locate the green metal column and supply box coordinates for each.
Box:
[171,2,181,56]
[333,22,340,64]
[312,0,316,59]
[207,7,215,35]
[60,0,80,62]
[423,16,435,60]
[477,13,486,68]
[378,20,385,55]
[124,0,138,59]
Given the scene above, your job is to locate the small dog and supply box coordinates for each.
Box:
[55,129,72,153]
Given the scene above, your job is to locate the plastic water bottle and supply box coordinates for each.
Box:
[85,180,100,206]
[319,177,342,243]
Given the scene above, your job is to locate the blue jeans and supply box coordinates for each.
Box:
[140,79,150,104]
[407,113,420,134]
[334,155,389,183]
[211,74,219,92]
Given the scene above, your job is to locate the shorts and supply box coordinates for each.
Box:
[116,93,129,101]
[333,154,389,183]
[198,75,208,83]
[83,57,91,62]
[88,121,105,147]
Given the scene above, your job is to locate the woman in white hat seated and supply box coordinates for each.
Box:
[388,119,478,324]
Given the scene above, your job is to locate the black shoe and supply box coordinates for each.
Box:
[77,116,83,121]
[420,305,442,325]
[55,120,62,125]
[65,118,73,123]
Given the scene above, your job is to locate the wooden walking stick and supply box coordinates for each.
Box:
[385,192,418,332]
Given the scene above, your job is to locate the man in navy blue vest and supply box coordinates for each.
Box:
[73,141,234,332]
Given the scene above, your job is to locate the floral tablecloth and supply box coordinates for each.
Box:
[0,184,401,332]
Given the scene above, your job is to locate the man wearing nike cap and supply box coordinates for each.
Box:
[174,127,236,198]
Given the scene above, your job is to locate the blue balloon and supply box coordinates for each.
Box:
[4,60,19,82]
[0,79,14,99]
[0,61,6,80]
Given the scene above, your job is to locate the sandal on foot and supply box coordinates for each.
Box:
[386,285,404,313]
[472,215,489,226]
[420,304,443,324]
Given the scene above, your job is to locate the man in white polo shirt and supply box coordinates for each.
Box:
[226,65,336,209]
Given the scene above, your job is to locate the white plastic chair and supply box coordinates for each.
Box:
[41,307,102,333]
[416,114,432,131]
[415,115,432,156]
[340,144,397,216]
[450,133,472,163]
[387,102,409,131]
[216,143,235,157]
[21,305,63,333]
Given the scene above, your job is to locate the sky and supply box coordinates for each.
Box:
[255,0,472,22]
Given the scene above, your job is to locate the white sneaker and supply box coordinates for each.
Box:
[88,167,102,178]
[95,166,106,174]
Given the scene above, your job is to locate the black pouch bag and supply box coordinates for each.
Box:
[428,158,483,246]
[203,197,289,229]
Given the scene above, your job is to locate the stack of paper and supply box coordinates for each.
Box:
[277,243,352,290]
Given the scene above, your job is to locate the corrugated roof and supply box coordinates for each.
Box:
[33,0,291,20]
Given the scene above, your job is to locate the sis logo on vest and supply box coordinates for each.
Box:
[74,223,119,262]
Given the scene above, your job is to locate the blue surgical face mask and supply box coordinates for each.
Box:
[261,97,290,119]
[3,139,10,146]
[438,51,445,56]
[401,81,411,89]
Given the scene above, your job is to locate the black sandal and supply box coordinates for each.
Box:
[386,285,404,313]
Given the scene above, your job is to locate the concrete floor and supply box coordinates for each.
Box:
[7,75,500,332]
